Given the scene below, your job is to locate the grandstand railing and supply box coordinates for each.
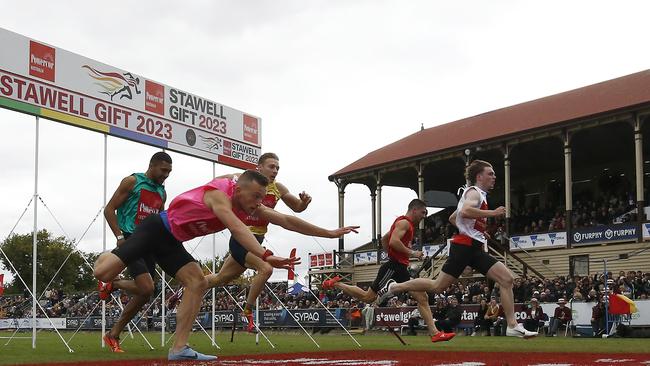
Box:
[488,238,545,279]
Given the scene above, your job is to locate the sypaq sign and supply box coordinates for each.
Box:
[0,27,261,169]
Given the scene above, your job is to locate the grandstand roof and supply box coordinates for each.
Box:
[331,69,650,179]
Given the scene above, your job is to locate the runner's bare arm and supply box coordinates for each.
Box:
[460,189,505,219]
[255,205,358,238]
[104,176,136,243]
[449,210,457,226]
[389,220,421,258]
[277,181,311,212]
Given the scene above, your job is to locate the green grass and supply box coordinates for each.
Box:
[0,330,648,365]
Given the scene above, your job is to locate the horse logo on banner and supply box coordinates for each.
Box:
[82,65,141,101]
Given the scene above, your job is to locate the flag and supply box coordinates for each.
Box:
[287,248,296,281]
[0,274,4,297]
[608,293,638,315]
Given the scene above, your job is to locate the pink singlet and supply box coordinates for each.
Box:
[166,178,248,242]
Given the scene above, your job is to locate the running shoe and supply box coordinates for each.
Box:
[431,331,456,343]
[167,288,184,311]
[322,276,341,290]
[98,281,114,301]
[244,308,256,333]
[506,323,538,339]
[168,345,217,361]
[103,333,124,353]
[375,279,396,304]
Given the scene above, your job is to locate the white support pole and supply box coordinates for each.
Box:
[161,148,167,347]
[376,173,382,243]
[32,116,39,349]
[255,296,259,346]
[101,134,107,347]
[211,162,216,346]
[161,272,166,347]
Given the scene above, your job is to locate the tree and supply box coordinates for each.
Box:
[0,230,97,294]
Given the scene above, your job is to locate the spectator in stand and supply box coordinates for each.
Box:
[591,296,606,337]
[432,296,447,321]
[472,297,488,336]
[348,301,362,327]
[523,298,546,333]
[361,303,375,332]
[572,291,584,302]
[547,298,572,336]
[484,297,503,336]
[407,308,422,336]
[433,296,462,334]
[586,289,599,303]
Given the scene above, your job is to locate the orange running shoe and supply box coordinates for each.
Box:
[431,331,456,343]
[244,309,256,333]
[98,281,114,301]
[322,276,341,290]
[103,333,124,353]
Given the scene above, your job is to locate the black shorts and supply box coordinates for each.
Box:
[441,239,498,278]
[370,260,410,293]
[112,214,196,277]
[229,234,264,267]
[122,233,157,279]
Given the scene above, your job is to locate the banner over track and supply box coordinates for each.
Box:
[0,27,261,169]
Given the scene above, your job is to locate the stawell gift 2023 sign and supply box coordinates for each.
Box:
[0,27,261,168]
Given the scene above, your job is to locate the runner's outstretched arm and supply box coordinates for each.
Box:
[256,205,358,238]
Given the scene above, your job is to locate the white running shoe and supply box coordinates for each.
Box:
[168,345,217,361]
[506,323,538,339]
[375,279,396,305]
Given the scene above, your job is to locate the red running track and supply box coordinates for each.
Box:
[19,350,650,366]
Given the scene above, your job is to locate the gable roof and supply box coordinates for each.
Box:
[331,70,650,178]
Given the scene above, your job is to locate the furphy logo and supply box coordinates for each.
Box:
[573,232,582,243]
[29,41,56,82]
[605,229,614,240]
[549,233,557,244]
[530,235,538,246]
[243,114,259,144]
[145,80,165,115]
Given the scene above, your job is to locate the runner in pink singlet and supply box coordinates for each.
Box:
[94,170,358,361]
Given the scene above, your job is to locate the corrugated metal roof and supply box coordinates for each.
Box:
[331,70,650,178]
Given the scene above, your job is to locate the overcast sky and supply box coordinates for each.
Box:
[2,1,650,285]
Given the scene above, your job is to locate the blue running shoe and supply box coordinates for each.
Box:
[168,345,217,361]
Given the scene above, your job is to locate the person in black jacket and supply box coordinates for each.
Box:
[591,296,606,337]
[435,296,462,333]
[472,297,488,336]
[523,298,546,332]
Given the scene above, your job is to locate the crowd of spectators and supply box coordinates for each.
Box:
[508,192,637,235]
[2,270,647,338]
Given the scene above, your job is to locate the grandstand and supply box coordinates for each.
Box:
[320,69,650,285]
